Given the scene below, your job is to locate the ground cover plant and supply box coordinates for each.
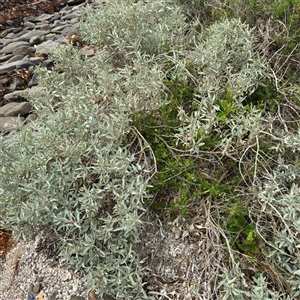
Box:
[0,0,300,299]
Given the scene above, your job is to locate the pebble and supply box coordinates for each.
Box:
[0,1,104,299]
[3,90,27,101]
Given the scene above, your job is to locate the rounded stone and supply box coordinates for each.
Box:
[9,78,23,90]
[0,102,32,117]
[12,45,36,56]
[0,54,13,62]
[5,55,25,64]
[25,113,38,124]
[28,73,39,88]
[23,22,35,29]
[3,90,26,101]
[0,41,30,54]
[29,35,43,45]
[32,282,41,294]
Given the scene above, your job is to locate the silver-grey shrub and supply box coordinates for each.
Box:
[79,0,189,65]
[175,18,271,153]
[0,42,165,299]
[219,156,300,299]
[257,157,300,299]
[0,0,188,297]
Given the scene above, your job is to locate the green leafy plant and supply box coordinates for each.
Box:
[222,199,260,257]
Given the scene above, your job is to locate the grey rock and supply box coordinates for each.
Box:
[5,55,24,64]
[25,113,38,124]
[28,66,35,73]
[32,282,41,294]
[2,29,48,46]
[51,24,70,33]
[0,38,13,46]
[29,57,43,65]
[0,57,34,75]
[10,78,23,90]
[0,83,3,89]
[35,40,59,54]
[29,35,43,45]
[21,30,48,41]
[0,102,32,117]
[12,45,35,56]
[71,2,87,10]
[61,26,78,36]
[0,41,30,54]
[0,28,17,38]
[36,276,44,282]
[53,20,68,26]
[0,116,24,132]
[60,6,73,13]
[81,46,95,57]
[12,27,23,34]
[16,57,35,68]
[3,90,25,101]
[0,54,13,62]
[70,296,85,300]
[0,62,18,75]
[54,35,68,43]
[68,17,79,24]
[29,14,53,22]
[44,33,57,41]
[50,13,62,23]
[0,77,9,85]
[48,290,59,300]
[41,59,52,68]
[61,13,79,21]
[23,22,36,29]
[34,24,51,31]
[28,73,39,87]
[69,17,79,25]
[2,33,30,46]
[7,31,28,40]
[44,33,56,41]
[0,38,10,47]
